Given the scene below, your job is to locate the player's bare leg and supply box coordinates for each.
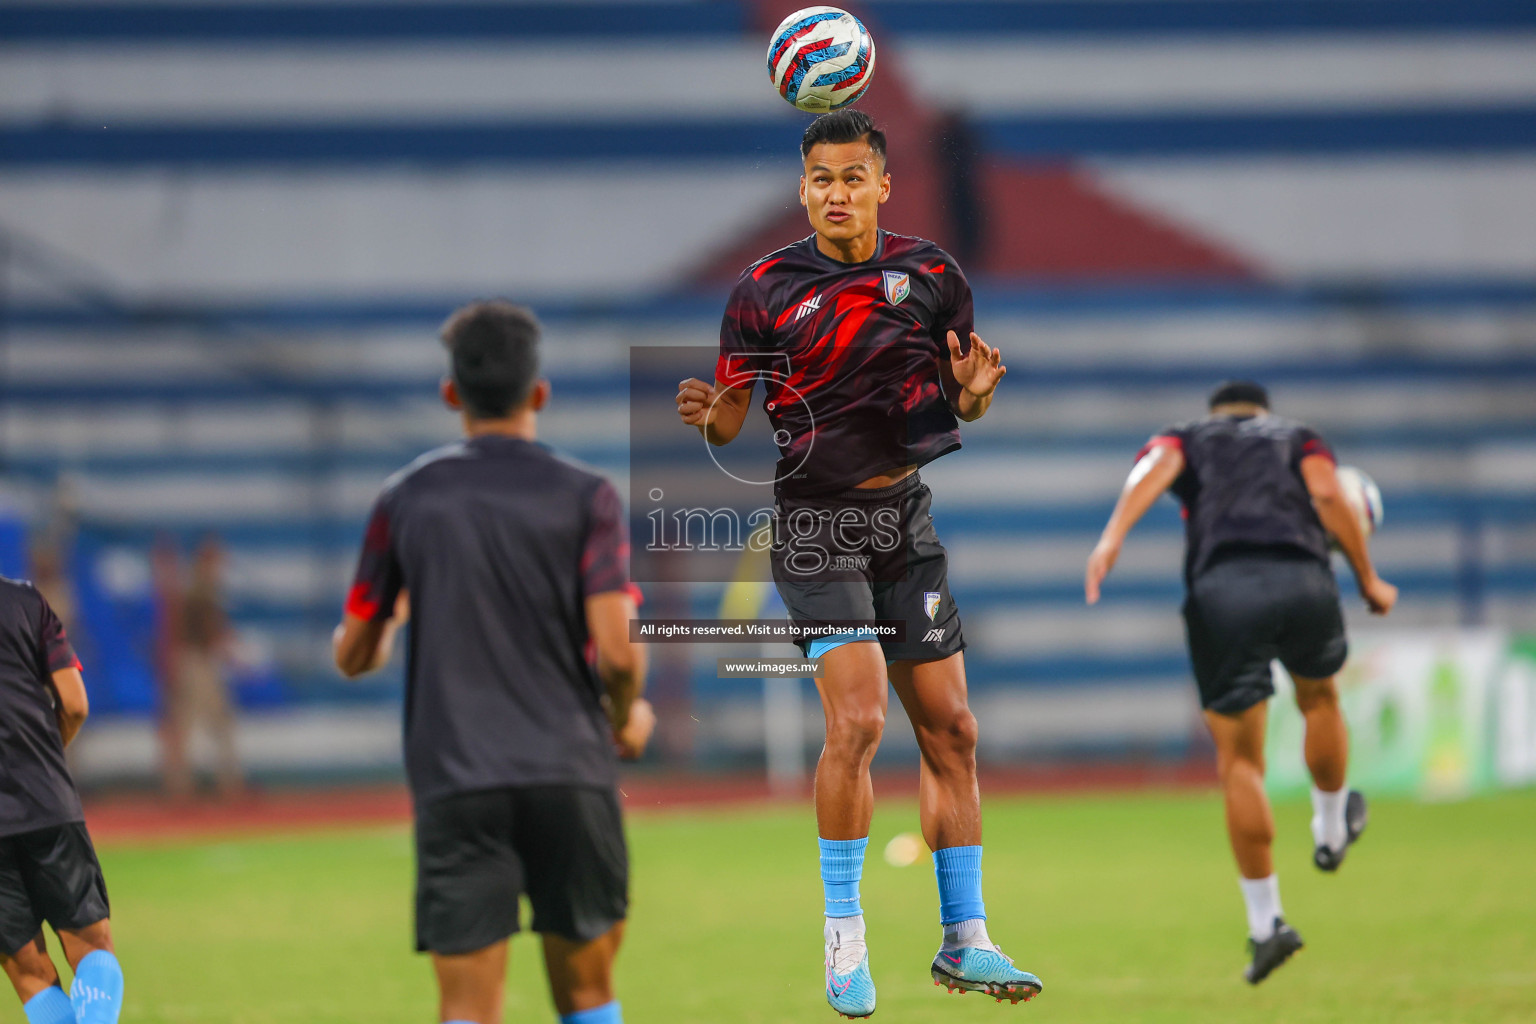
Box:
[542,922,625,1021]
[57,918,114,970]
[814,641,889,840]
[1292,674,1368,872]
[888,654,980,851]
[813,640,887,1017]
[1205,704,1274,879]
[892,653,1040,1003]
[1293,674,1346,790]
[1205,704,1303,982]
[1,931,63,1005]
[432,940,507,1024]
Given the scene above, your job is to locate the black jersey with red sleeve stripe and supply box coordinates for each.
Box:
[1139,413,1336,581]
[716,231,973,496]
[345,435,635,803]
[0,578,85,837]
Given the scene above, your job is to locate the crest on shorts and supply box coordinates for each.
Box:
[882,270,911,305]
[923,591,941,620]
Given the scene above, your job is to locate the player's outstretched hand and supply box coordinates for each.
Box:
[1361,574,1398,616]
[947,330,1007,397]
[614,697,656,760]
[676,377,720,427]
[1085,538,1120,605]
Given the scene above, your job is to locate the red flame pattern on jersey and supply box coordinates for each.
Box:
[716,232,974,495]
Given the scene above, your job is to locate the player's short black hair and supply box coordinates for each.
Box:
[801,109,887,167]
[1208,379,1270,410]
[439,300,541,420]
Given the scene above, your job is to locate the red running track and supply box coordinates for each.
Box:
[84,760,1216,845]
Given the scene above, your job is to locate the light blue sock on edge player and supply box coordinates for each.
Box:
[560,1001,623,1024]
[934,845,987,924]
[819,836,868,917]
[70,949,124,1024]
[22,985,74,1024]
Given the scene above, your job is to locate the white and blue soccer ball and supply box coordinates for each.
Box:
[1333,465,1384,543]
[767,6,876,113]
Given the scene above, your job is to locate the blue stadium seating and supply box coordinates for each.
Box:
[3,0,1534,778]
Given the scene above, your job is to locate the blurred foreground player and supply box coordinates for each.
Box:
[0,581,123,1024]
[334,301,653,1024]
[1085,381,1397,984]
[676,109,1040,1017]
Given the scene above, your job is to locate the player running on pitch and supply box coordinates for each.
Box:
[676,109,1041,1017]
[335,301,654,1024]
[1085,380,1398,984]
[0,581,124,1024]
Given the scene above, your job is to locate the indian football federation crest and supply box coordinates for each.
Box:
[882,270,911,305]
[923,591,941,621]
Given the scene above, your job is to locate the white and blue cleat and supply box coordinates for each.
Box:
[825,938,877,1018]
[931,946,1043,1005]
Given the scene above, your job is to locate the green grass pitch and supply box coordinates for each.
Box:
[92,788,1535,1023]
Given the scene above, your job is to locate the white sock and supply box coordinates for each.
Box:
[825,915,867,974]
[1238,876,1282,941]
[1311,785,1349,852]
[941,918,993,952]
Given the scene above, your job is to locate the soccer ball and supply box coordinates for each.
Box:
[767,6,876,113]
[1333,465,1384,544]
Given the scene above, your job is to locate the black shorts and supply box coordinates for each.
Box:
[0,822,111,956]
[1183,551,1349,715]
[771,473,964,663]
[414,785,627,955]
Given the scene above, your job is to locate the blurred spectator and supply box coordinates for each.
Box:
[28,543,75,631]
[28,477,81,629]
[154,535,245,801]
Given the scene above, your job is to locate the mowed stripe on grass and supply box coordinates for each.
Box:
[93,789,1536,1023]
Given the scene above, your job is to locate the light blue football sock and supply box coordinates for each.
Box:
[819,836,868,918]
[933,845,987,925]
[23,985,74,1024]
[560,1001,622,1024]
[70,949,123,1024]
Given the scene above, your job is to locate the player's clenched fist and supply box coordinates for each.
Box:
[677,376,752,446]
[1360,574,1398,616]
[676,377,720,426]
[614,697,656,760]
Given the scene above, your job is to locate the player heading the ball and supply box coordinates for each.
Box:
[676,109,1041,1018]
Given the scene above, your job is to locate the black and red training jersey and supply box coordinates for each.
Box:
[715,230,974,496]
[1140,413,1337,582]
[346,436,636,803]
[0,578,84,836]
